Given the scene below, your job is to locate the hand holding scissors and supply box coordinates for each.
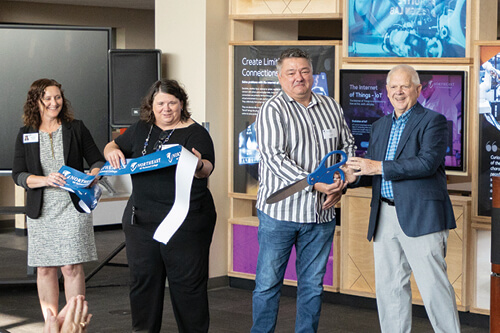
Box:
[266,150,348,204]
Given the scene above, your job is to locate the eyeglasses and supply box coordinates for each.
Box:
[153,129,176,151]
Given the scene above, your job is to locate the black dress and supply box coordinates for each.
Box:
[115,120,217,333]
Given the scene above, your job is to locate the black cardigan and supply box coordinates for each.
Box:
[12,120,105,219]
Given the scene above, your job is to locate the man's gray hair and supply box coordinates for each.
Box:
[386,64,420,85]
[276,48,313,74]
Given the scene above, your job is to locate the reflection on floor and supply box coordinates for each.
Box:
[0,225,490,333]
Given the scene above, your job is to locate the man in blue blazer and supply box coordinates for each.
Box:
[345,64,460,332]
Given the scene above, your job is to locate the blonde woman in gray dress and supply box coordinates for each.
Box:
[12,79,105,321]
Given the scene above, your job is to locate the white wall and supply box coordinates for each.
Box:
[0,1,154,49]
[155,0,230,278]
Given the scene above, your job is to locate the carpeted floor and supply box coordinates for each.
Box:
[0,225,490,332]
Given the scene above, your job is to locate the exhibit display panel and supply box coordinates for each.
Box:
[474,43,500,218]
[231,43,336,195]
[345,0,468,58]
[340,69,466,172]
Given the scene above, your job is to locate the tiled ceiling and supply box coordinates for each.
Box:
[6,0,154,10]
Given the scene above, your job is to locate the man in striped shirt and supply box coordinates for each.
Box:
[252,48,356,332]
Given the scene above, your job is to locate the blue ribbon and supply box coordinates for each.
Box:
[57,145,183,213]
[98,145,182,176]
[58,166,102,213]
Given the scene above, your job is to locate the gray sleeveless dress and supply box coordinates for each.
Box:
[26,126,97,267]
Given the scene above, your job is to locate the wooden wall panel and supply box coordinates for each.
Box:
[340,188,471,310]
[230,0,341,17]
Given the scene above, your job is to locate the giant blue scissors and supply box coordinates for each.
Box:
[266,150,347,204]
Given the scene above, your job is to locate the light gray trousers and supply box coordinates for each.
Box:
[373,201,461,333]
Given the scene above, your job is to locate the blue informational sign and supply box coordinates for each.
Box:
[347,0,466,58]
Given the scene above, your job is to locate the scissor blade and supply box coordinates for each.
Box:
[266,178,309,204]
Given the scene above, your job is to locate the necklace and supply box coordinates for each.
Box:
[142,123,179,156]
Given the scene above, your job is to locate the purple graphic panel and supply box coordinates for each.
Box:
[232,224,334,286]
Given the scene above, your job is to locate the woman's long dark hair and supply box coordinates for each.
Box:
[23,78,74,128]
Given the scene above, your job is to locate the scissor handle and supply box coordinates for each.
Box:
[307,150,347,185]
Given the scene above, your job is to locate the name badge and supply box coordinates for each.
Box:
[23,133,39,143]
[322,128,337,140]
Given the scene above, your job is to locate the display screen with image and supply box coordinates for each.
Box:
[339,69,465,172]
[347,0,467,58]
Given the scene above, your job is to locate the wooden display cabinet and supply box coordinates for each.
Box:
[340,187,472,311]
[226,0,495,316]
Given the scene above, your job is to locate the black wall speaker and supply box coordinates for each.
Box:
[109,49,161,126]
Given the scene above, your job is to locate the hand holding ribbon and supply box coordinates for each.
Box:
[56,144,199,245]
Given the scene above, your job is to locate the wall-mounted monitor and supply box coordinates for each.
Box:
[339,69,466,173]
[0,25,111,173]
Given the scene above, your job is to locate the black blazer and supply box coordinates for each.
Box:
[12,120,105,218]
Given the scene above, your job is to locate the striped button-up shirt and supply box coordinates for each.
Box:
[255,91,356,223]
[381,106,415,199]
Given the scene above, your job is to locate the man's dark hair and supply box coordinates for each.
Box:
[276,48,313,74]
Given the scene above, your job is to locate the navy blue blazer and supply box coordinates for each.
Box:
[12,120,105,219]
[364,102,456,240]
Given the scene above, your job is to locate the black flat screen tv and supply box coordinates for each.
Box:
[0,25,111,173]
[339,69,466,172]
